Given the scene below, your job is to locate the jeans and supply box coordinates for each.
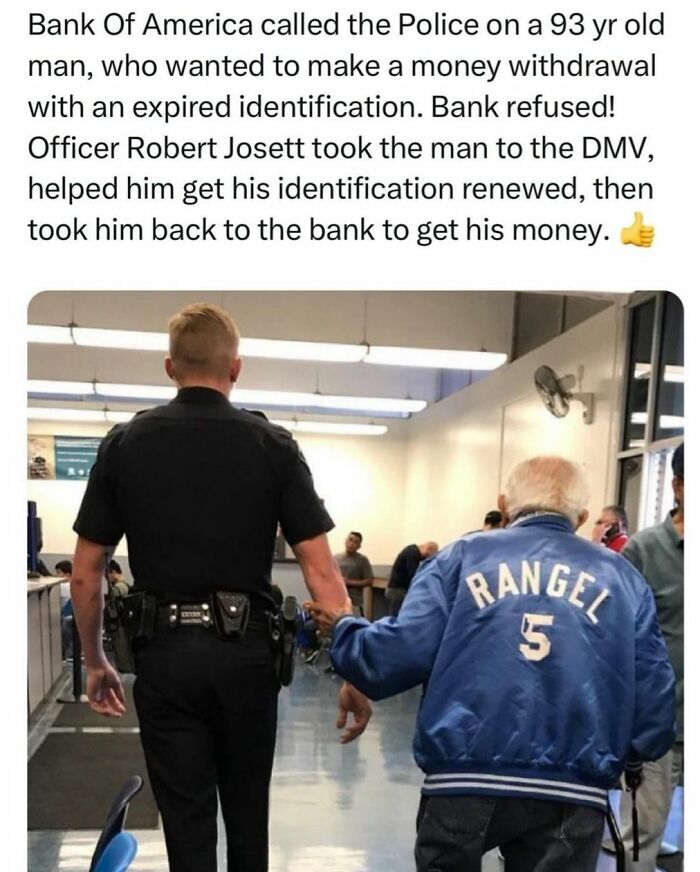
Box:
[134,626,279,872]
[415,794,604,872]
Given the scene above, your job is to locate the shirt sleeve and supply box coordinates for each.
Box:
[72,429,124,546]
[329,551,458,700]
[621,537,644,574]
[278,438,334,546]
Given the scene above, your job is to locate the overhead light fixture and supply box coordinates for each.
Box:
[28,379,95,395]
[364,347,506,370]
[27,380,426,416]
[26,325,73,345]
[630,412,684,429]
[28,323,504,370]
[270,420,387,436]
[634,363,684,383]
[27,407,108,423]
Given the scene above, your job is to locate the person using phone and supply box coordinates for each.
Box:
[591,505,630,553]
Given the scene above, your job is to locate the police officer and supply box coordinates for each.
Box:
[70,303,372,872]
[310,456,676,872]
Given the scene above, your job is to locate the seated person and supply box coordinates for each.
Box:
[107,559,130,597]
[334,531,374,613]
[482,509,504,531]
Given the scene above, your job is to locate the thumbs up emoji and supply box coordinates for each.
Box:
[621,212,654,247]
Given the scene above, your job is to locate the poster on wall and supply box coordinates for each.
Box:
[54,436,102,480]
[27,435,55,479]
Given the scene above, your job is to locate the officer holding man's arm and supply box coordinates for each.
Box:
[70,303,372,872]
[310,456,675,872]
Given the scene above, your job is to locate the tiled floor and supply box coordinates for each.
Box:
[28,661,683,871]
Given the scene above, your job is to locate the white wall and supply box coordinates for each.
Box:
[402,305,625,544]
[27,419,408,564]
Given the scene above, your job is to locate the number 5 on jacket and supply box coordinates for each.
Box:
[520,613,554,661]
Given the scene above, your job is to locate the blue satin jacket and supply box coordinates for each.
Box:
[331,513,676,810]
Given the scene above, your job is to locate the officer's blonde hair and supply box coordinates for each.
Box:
[504,456,590,527]
[168,303,240,379]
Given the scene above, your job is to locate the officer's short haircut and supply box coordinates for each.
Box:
[602,505,628,530]
[168,303,240,380]
[504,456,590,527]
[349,531,363,543]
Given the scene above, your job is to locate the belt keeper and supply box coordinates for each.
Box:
[202,603,211,625]
[168,604,178,627]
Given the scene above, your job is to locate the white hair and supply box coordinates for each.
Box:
[503,456,590,526]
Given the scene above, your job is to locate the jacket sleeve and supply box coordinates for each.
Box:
[329,553,456,700]
[629,581,676,762]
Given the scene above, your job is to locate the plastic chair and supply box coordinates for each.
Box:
[93,832,138,872]
[89,776,143,872]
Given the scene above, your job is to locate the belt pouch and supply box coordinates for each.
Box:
[213,591,250,638]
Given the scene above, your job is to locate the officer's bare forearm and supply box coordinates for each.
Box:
[292,534,349,610]
[71,537,108,668]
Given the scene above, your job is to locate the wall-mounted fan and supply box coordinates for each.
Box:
[534,365,594,424]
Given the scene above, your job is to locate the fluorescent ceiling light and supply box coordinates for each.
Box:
[29,323,503,370]
[28,407,108,423]
[271,421,388,436]
[74,327,168,351]
[241,338,365,362]
[27,325,73,344]
[631,411,684,429]
[270,420,387,436]
[27,380,426,415]
[233,388,425,414]
[365,347,506,370]
[634,363,684,383]
[28,379,95,395]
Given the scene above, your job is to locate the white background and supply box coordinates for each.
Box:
[5,0,698,867]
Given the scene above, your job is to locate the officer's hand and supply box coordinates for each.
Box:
[305,598,353,635]
[86,660,127,717]
[624,761,644,791]
[337,682,372,744]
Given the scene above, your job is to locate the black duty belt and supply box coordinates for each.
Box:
[155,601,269,632]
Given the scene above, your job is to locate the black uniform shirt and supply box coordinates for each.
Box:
[73,387,334,601]
[387,544,421,591]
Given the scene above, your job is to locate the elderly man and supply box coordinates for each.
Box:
[591,505,630,553]
[310,456,676,872]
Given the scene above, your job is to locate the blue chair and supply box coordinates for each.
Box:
[89,776,143,872]
[93,832,138,872]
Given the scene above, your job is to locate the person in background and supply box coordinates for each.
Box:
[55,560,74,658]
[591,505,630,553]
[334,531,374,613]
[310,456,676,872]
[385,541,439,617]
[608,443,684,870]
[482,509,504,531]
[107,559,130,597]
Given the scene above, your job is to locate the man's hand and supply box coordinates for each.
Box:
[624,761,644,791]
[337,682,372,744]
[86,659,127,717]
[304,597,353,634]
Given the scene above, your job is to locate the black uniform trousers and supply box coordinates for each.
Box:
[134,625,279,872]
[416,794,604,872]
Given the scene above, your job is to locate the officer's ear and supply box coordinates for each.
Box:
[164,357,176,381]
[575,509,589,531]
[497,494,509,525]
[230,357,242,384]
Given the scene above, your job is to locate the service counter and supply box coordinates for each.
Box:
[27,577,64,717]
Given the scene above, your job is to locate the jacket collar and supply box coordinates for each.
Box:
[508,511,575,533]
[172,386,231,406]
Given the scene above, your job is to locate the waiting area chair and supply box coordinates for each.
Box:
[93,832,138,872]
[89,775,143,872]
